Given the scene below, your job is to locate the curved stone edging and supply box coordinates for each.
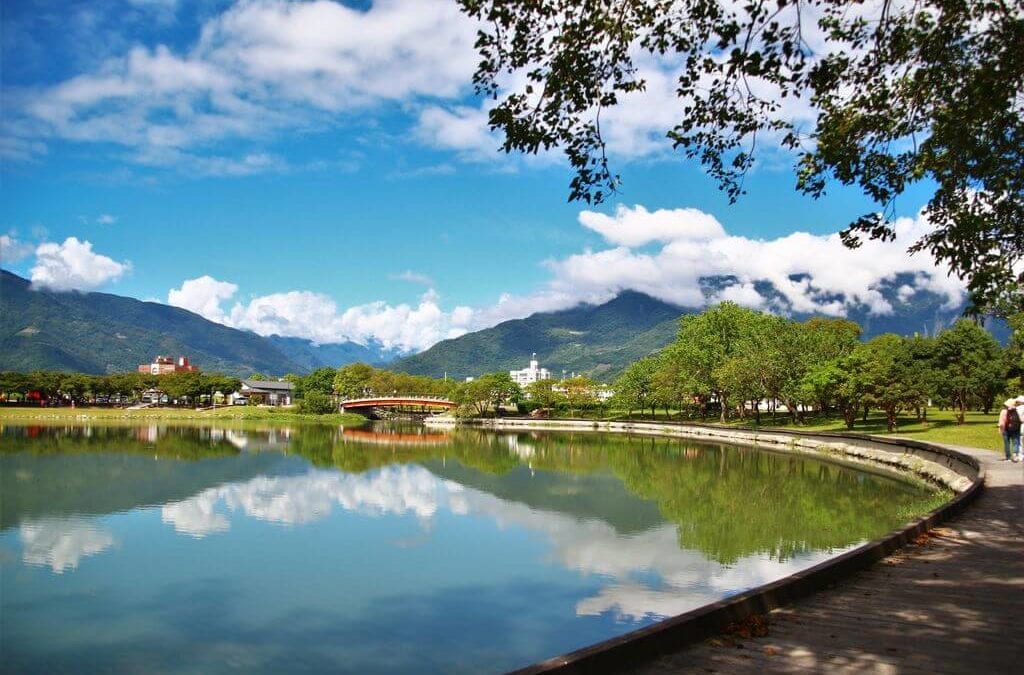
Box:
[424,416,985,675]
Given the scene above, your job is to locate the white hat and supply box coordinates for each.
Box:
[1016,395,1024,404]
[1006,398,1018,407]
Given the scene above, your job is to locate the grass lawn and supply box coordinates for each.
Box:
[0,405,368,427]
[608,408,1002,453]
[778,409,1001,453]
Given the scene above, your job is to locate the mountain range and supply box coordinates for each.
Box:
[392,280,1006,381]
[392,291,682,381]
[0,270,393,376]
[1,268,1001,380]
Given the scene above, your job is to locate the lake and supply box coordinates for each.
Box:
[0,422,942,674]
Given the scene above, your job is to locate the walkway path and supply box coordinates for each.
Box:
[632,443,1023,674]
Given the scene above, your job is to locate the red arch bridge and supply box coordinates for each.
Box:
[339,396,457,413]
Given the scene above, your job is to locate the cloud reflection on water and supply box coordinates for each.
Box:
[161,465,445,535]
[159,464,834,621]
[19,518,116,573]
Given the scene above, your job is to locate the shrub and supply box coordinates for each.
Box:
[299,391,335,415]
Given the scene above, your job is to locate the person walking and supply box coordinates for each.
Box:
[1012,395,1024,461]
[1000,399,1021,461]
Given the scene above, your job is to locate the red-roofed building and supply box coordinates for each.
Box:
[138,355,200,375]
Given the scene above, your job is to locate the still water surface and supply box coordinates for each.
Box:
[1,423,942,673]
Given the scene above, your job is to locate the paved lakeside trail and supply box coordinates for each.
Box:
[631,443,1023,674]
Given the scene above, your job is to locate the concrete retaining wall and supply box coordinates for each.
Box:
[423,416,984,674]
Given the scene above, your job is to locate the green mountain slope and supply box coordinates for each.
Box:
[391,291,686,381]
[391,286,1005,382]
[0,270,304,375]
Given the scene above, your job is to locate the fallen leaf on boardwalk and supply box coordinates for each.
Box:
[724,614,770,640]
[764,646,780,656]
[913,527,953,546]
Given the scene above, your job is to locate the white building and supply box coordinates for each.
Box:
[510,353,551,387]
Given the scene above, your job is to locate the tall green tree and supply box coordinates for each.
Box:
[673,302,760,422]
[851,334,920,432]
[1004,314,1024,388]
[728,313,805,422]
[334,363,375,399]
[457,0,1023,309]
[803,318,862,364]
[779,317,861,418]
[562,375,600,416]
[904,335,940,420]
[458,373,522,416]
[614,357,658,417]
[303,367,338,397]
[652,349,692,418]
[0,372,28,400]
[524,378,562,410]
[799,359,863,429]
[59,374,90,402]
[933,320,1006,423]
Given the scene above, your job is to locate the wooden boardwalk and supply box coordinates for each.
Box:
[631,443,1023,674]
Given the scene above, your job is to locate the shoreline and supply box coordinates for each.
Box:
[0,405,368,427]
[423,416,985,674]
[425,416,978,493]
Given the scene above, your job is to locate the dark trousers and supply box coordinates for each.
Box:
[1002,430,1020,459]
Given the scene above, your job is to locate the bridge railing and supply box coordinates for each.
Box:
[339,395,455,403]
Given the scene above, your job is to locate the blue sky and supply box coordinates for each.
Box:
[1,0,958,352]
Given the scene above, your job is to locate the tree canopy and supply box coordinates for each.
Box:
[457,0,1024,309]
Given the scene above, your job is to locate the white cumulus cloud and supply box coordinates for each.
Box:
[1,234,35,264]
[7,0,479,172]
[540,204,966,317]
[2,0,838,179]
[165,203,967,355]
[167,275,239,324]
[30,237,130,291]
[579,204,726,247]
[415,104,498,160]
[166,277,475,352]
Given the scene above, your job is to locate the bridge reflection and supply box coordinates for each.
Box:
[341,428,451,447]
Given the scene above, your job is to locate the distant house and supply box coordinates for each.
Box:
[510,353,551,386]
[236,380,294,406]
[141,388,169,404]
[138,355,200,375]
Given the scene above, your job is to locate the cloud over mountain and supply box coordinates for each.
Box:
[547,204,965,316]
[167,279,475,352]
[30,237,130,291]
[166,203,966,353]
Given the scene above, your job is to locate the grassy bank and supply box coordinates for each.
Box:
[600,408,1000,453]
[0,405,368,427]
